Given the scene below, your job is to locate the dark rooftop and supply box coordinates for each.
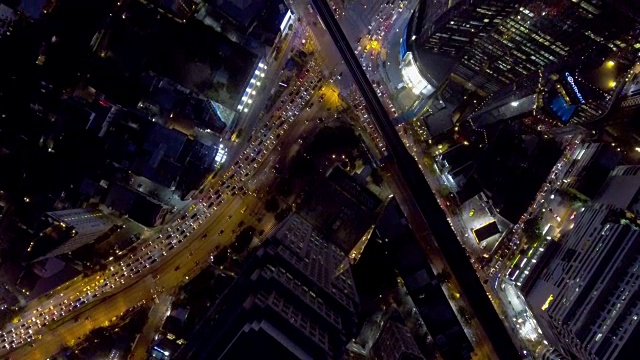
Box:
[328,167,382,212]
[474,124,562,223]
[103,183,168,227]
[472,221,500,243]
[144,122,188,162]
[438,144,477,173]
[102,0,258,109]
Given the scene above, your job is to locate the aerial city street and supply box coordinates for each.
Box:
[0,0,639,359]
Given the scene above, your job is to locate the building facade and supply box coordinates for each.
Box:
[178,214,359,360]
[560,142,621,199]
[371,321,425,360]
[415,0,517,59]
[0,4,16,39]
[454,0,636,96]
[595,165,640,215]
[522,164,640,359]
[526,205,640,359]
[408,0,639,132]
[42,208,113,258]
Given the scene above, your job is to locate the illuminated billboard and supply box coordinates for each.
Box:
[549,95,576,124]
[544,72,589,124]
[564,72,585,103]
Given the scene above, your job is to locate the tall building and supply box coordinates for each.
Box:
[525,168,640,359]
[595,165,640,214]
[452,0,636,97]
[415,0,518,59]
[526,205,640,359]
[405,0,499,91]
[39,208,113,258]
[178,214,359,360]
[407,0,639,133]
[0,4,16,39]
[300,167,382,253]
[560,142,621,200]
[409,0,463,44]
[371,321,426,360]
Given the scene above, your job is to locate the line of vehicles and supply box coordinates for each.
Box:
[227,60,325,182]
[0,144,255,352]
[0,196,217,350]
[0,41,328,357]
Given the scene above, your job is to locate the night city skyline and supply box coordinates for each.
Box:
[0,0,639,359]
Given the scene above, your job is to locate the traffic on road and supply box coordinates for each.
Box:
[0,11,339,357]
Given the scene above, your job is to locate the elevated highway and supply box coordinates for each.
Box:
[309,0,521,358]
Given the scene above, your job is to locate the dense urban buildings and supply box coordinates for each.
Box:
[0,0,637,359]
[525,167,640,359]
[410,0,520,75]
[179,214,360,359]
[406,0,640,133]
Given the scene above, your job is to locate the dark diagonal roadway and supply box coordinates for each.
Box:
[310,0,521,358]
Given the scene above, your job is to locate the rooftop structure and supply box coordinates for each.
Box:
[17,257,82,301]
[178,214,359,359]
[196,0,290,56]
[472,125,562,223]
[104,183,169,227]
[97,0,258,111]
[300,168,382,253]
[472,220,500,243]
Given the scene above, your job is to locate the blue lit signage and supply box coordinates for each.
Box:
[549,95,576,123]
[400,23,409,60]
[565,72,585,104]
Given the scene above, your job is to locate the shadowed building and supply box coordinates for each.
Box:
[177,214,359,360]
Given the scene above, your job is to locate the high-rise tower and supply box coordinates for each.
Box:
[407,0,639,132]
[524,166,640,359]
[178,214,359,360]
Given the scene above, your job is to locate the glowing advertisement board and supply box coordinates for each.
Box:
[564,72,585,103]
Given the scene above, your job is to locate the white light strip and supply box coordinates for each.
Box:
[237,59,266,112]
[280,10,293,32]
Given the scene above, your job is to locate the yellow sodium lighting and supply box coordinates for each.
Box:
[541,294,554,311]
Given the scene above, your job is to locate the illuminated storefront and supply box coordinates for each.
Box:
[400,52,434,96]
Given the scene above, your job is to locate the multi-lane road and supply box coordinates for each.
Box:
[1,23,335,359]
[4,193,237,358]
[309,0,522,359]
[3,1,537,359]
